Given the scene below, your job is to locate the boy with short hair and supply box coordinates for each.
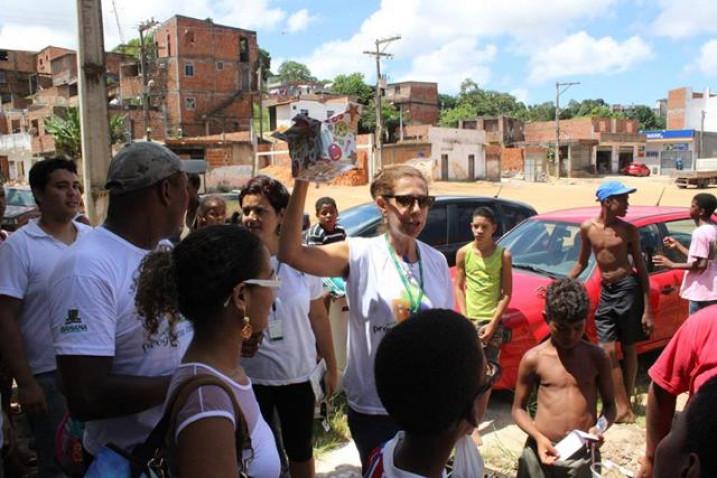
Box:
[306,196,346,246]
[568,181,653,423]
[455,207,512,360]
[195,195,227,229]
[654,193,717,314]
[366,308,492,478]
[513,279,616,477]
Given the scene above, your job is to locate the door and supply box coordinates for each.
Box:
[441,154,448,181]
[468,154,475,180]
[639,224,685,343]
[657,219,693,334]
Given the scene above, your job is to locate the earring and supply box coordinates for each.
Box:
[241,316,253,340]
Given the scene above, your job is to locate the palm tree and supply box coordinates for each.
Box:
[44,107,126,159]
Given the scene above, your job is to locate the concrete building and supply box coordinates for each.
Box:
[266,94,353,130]
[459,116,525,146]
[266,79,327,97]
[523,117,645,176]
[384,125,488,181]
[146,15,259,138]
[666,87,717,132]
[383,81,439,126]
[642,129,717,174]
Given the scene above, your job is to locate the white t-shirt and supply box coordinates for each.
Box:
[0,219,92,374]
[365,431,448,478]
[242,257,325,386]
[344,236,454,415]
[49,226,193,455]
[680,223,717,301]
[167,363,280,478]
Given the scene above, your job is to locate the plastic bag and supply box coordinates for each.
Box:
[272,104,360,183]
[451,435,484,478]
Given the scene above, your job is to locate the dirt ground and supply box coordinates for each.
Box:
[303,174,700,216]
[313,174,701,477]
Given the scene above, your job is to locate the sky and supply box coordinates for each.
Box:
[3,0,717,107]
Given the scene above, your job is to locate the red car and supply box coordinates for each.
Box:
[487,206,692,389]
[621,162,651,177]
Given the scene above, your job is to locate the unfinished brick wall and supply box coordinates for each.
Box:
[667,87,688,130]
[501,147,524,172]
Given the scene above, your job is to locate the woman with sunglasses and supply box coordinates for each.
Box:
[135,225,281,477]
[239,175,337,478]
[278,165,454,470]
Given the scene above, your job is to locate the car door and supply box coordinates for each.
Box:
[417,203,449,260]
[639,223,685,343]
[656,218,693,336]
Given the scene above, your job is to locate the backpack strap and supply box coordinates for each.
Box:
[133,374,252,477]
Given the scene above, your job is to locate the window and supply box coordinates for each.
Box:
[292,105,297,110]
[326,110,335,118]
[394,85,401,94]
[239,37,249,63]
[0,71,6,84]
[216,61,224,71]
[30,119,40,136]
[638,225,664,273]
[300,109,309,116]
[167,35,171,56]
[418,206,448,246]
[185,30,195,44]
[660,219,693,265]
[185,97,196,110]
[184,63,194,77]
[0,50,8,61]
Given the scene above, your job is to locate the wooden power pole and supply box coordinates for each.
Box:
[76,0,112,225]
[364,35,401,171]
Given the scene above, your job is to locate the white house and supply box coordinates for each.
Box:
[267,94,354,131]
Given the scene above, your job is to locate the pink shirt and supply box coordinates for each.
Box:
[680,223,717,301]
[648,306,717,396]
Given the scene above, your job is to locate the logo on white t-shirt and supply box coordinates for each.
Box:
[60,309,88,334]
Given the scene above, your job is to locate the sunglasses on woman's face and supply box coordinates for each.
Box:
[383,194,436,209]
[222,273,282,308]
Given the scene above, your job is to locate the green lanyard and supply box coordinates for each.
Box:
[385,234,425,313]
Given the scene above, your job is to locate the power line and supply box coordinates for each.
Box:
[363,35,401,171]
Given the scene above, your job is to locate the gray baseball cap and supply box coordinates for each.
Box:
[105,142,189,194]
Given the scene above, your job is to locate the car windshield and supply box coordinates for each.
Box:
[498,219,595,281]
[339,202,380,236]
[6,189,36,207]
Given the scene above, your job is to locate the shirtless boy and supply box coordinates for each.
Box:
[513,279,616,477]
[568,181,654,423]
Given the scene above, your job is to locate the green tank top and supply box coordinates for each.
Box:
[463,243,504,321]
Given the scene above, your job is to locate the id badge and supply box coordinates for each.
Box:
[268,319,284,340]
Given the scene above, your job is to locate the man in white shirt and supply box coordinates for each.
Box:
[0,157,90,476]
[49,142,192,457]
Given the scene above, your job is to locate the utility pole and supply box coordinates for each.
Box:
[139,18,158,140]
[76,0,112,225]
[555,81,580,180]
[364,35,401,170]
[699,110,706,166]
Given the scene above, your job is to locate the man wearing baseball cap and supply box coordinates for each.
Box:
[48,142,193,457]
[568,180,654,424]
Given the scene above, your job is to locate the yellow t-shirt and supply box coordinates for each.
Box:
[463,243,503,321]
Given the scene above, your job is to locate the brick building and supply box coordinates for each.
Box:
[0,49,37,114]
[143,15,258,138]
[523,117,645,176]
[666,87,717,132]
[383,81,439,126]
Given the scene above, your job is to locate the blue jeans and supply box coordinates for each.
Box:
[26,371,67,477]
[689,300,717,315]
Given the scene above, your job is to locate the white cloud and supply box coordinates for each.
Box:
[297,0,618,90]
[510,88,530,104]
[0,0,289,51]
[652,0,717,39]
[528,32,653,83]
[696,39,717,76]
[286,9,314,33]
[400,39,496,93]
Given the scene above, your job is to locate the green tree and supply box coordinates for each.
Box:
[625,105,665,130]
[276,60,316,83]
[330,73,373,105]
[439,103,478,128]
[438,93,457,111]
[360,100,400,140]
[258,48,272,76]
[44,107,127,159]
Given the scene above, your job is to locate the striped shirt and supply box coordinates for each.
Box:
[305,223,347,246]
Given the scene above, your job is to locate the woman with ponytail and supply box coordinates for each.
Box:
[135,225,281,477]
